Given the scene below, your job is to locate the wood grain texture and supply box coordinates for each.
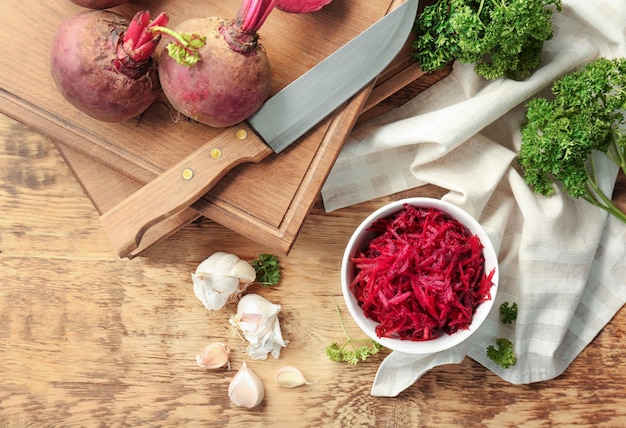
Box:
[2,114,626,426]
[53,64,451,258]
[99,123,274,258]
[0,0,408,256]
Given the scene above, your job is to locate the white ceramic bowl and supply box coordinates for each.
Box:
[341,197,499,354]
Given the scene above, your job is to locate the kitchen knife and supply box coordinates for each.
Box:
[101,0,420,258]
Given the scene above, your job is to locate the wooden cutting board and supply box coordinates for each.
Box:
[0,0,448,255]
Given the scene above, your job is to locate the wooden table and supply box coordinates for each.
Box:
[2,112,626,426]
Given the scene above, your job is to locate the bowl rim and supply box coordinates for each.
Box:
[341,197,499,355]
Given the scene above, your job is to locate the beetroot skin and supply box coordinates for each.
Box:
[70,0,129,9]
[51,10,163,122]
[276,0,332,13]
[158,17,272,128]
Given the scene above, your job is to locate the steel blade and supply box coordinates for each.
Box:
[248,0,419,153]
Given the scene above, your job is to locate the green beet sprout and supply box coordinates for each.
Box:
[518,57,626,224]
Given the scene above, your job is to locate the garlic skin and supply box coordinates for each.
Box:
[192,252,257,311]
[230,294,289,360]
[228,362,265,409]
[196,342,230,370]
[275,366,314,388]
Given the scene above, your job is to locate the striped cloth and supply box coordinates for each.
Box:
[320,0,626,396]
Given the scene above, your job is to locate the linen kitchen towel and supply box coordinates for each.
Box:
[320,0,626,396]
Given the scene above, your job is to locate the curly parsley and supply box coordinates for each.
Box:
[487,338,517,369]
[487,301,518,369]
[518,57,626,223]
[499,302,518,324]
[413,0,562,80]
[251,254,281,287]
[326,306,383,364]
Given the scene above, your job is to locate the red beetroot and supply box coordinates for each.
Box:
[70,0,129,9]
[50,10,167,122]
[156,0,276,127]
[276,0,332,13]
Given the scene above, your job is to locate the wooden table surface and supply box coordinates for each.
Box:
[2,112,626,427]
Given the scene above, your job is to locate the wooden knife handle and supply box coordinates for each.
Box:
[100,123,273,258]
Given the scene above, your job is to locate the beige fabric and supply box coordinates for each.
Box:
[320,0,626,396]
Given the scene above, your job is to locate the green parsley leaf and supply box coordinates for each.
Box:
[412,0,460,72]
[499,302,518,324]
[326,305,383,364]
[412,0,562,80]
[518,57,626,223]
[251,254,280,287]
[487,338,517,369]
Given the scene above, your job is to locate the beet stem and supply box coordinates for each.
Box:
[123,11,149,50]
[121,11,169,63]
[237,0,279,33]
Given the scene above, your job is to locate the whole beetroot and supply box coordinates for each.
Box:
[50,10,167,122]
[70,0,129,9]
[156,0,275,127]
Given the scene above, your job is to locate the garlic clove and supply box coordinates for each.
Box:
[195,252,227,274]
[275,366,314,388]
[267,317,288,359]
[228,362,265,409]
[196,342,230,370]
[230,259,256,285]
[192,252,257,311]
[229,294,289,360]
[197,252,256,284]
[193,274,240,311]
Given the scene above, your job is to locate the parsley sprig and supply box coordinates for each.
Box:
[326,305,383,365]
[499,302,518,324]
[413,0,562,80]
[487,338,517,369]
[251,254,281,287]
[519,57,626,224]
[487,302,518,369]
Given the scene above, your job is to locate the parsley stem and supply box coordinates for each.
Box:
[608,131,626,172]
[477,0,485,16]
[583,156,626,223]
[334,305,351,341]
[333,305,371,352]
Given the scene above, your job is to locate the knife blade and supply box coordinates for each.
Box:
[101,0,420,258]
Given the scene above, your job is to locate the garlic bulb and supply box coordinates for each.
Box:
[196,342,230,370]
[228,362,265,409]
[229,294,289,360]
[275,366,314,388]
[192,252,257,311]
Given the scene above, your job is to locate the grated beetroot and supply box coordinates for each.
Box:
[350,204,494,341]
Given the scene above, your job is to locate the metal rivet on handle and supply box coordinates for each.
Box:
[235,129,247,140]
[210,148,222,159]
[182,168,194,180]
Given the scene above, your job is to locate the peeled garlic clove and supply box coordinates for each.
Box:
[275,366,314,388]
[228,362,265,409]
[196,342,230,370]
